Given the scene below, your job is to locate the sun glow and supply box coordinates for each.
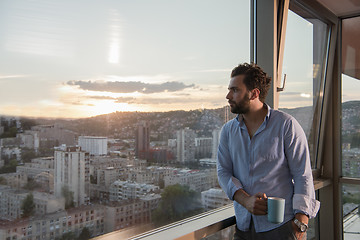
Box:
[108,10,121,64]
[88,100,139,116]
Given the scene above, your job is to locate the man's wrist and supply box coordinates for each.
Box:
[295,213,309,224]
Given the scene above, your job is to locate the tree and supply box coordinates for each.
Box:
[90,175,97,184]
[78,227,91,240]
[0,126,17,138]
[62,186,75,209]
[21,193,35,218]
[0,176,6,185]
[55,232,76,240]
[21,148,37,163]
[24,178,40,190]
[20,118,37,131]
[0,159,18,174]
[152,184,202,226]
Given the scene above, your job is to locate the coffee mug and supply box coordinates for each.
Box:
[267,197,285,223]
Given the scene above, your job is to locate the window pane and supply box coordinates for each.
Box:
[201,225,234,240]
[342,16,360,179]
[342,184,360,239]
[279,9,328,169]
[0,0,250,239]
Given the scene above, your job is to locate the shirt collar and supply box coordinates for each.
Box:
[236,103,271,129]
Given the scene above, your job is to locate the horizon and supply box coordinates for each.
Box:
[1,100,359,120]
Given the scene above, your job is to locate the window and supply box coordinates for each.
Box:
[0,0,250,238]
[279,8,329,169]
[341,15,360,239]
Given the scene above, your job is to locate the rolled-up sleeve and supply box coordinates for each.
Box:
[284,118,320,218]
[217,125,243,200]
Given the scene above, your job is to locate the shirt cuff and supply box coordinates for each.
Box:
[293,193,320,218]
[229,176,243,200]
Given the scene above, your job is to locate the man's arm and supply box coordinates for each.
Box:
[217,125,243,200]
[284,118,320,237]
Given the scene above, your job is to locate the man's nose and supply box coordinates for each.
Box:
[226,91,231,99]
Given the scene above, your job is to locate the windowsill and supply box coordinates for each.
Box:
[313,178,332,190]
[92,205,235,240]
[93,179,331,240]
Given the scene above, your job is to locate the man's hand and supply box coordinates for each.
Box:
[233,190,268,215]
[244,192,268,215]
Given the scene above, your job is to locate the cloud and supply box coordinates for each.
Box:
[88,96,116,100]
[67,80,195,94]
[69,102,94,106]
[114,96,211,105]
[0,75,28,81]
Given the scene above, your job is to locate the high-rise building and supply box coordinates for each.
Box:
[212,129,221,159]
[176,127,196,162]
[135,121,150,159]
[78,136,108,156]
[195,137,212,159]
[54,146,90,206]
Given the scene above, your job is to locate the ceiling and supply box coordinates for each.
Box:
[342,16,360,80]
[317,0,360,17]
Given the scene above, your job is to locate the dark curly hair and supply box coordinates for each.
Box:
[231,63,272,103]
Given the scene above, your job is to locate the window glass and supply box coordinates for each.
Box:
[0,0,250,238]
[342,184,360,239]
[341,16,360,239]
[341,16,360,179]
[279,9,328,169]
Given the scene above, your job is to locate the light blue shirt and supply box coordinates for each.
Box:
[217,104,320,232]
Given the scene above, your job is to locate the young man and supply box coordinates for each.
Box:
[217,63,320,240]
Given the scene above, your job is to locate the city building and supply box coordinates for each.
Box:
[0,186,64,221]
[0,204,105,240]
[89,156,128,177]
[176,128,196,162]
[54,146,90,206]
[212,128,221,159]
[0,147,21,161]
[0,172,27,189]
[109,181,160,201]
[195,137,212,159]
[104,195,161,232]
[96,167,119,188]
[31,124,77,148]
[17,130,39,151]
[135,121,150,159]
[16,157,54,179]
[164,168,218,192]
[78,136,108,156]
[201,188,232,210]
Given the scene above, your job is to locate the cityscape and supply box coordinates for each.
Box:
[0,101,358,240]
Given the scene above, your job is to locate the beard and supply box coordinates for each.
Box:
[229,93,250,114]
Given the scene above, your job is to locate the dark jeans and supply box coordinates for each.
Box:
[233,220,306,240]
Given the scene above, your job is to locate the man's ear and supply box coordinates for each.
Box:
[250,88,260,100]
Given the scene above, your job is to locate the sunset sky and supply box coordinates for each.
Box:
[0,0,358,118]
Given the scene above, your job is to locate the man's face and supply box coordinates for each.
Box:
[226,75,251,114]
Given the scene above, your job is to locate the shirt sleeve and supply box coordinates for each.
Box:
[284,118,320,219]
[217,124,243,201]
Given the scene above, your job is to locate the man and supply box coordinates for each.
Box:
[217,63,320,240]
